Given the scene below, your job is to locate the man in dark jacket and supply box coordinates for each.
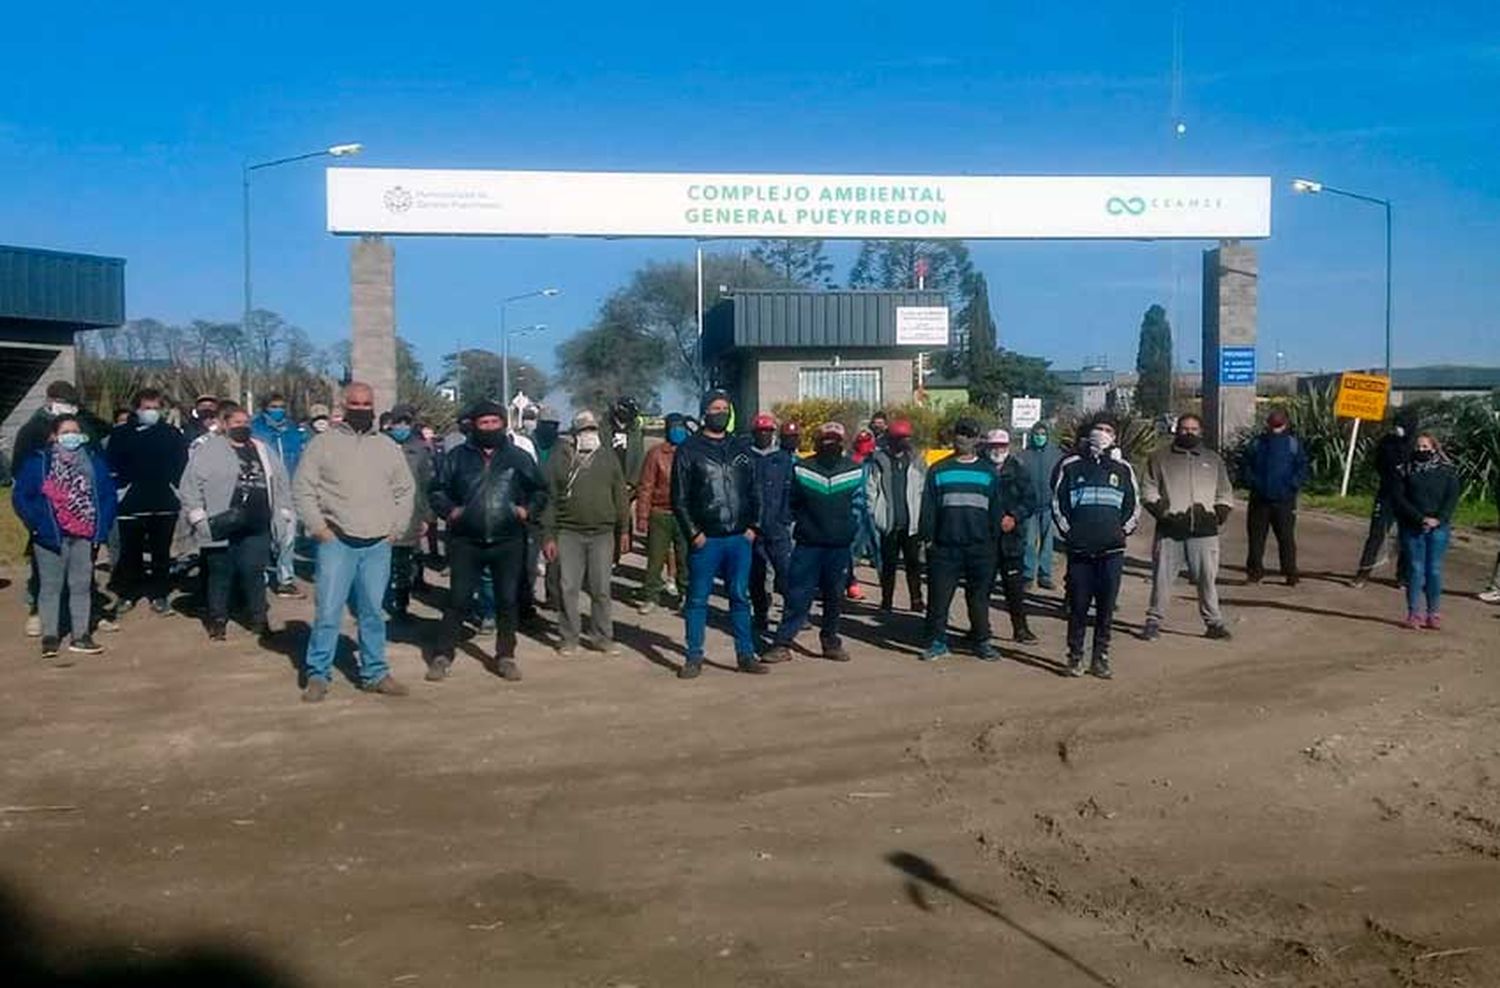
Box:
[919,418,1005,662]
[1015,423,1064,589]
[428,400,546,682]
[1241,408,1310,585]
[180,394,220,445]
[748,412,794,634]
[866,418,925,614]
[984,429,1038,644]
[761,423,865,665]
[1052,415,1140,678]
[107,388,188,615]
[670,389,766,679]
[1353,408,1416,587]
[383,405,434,620]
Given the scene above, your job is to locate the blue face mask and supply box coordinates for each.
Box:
[266,407,287,423]
[58,433,88,452]
[390,425,412,443]
[667,426,688,446]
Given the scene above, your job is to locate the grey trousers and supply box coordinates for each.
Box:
[1147,534,1224,628]
[36,536,94,640]
[558,530,615,647]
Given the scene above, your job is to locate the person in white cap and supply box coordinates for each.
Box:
[984,428,1038,644]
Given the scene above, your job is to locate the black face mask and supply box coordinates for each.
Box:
[703,411,730,433]
[1175,433,1202,450]
[816,441,843,461]
[474,428,505,449]
[779,435,800,453]
[887,436,909,453]
[1413,449,1436,463]
[344,408,375,433]
[227,425,252,444]
[753,431,775,450]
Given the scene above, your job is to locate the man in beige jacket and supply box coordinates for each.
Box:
[292,382,415,702]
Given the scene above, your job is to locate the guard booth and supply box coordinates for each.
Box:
[0,245,126,453]
[701,289,949,416]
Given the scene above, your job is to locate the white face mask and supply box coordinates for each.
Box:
[206,420,222,433]
[1087,428,1114,455]
[138,408,161,427]
[988,448,1009,465]
[49,401,77,417]
[575,430,601,454]
[312,419,330,433]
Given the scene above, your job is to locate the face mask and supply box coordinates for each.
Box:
[887,436,909,452]
[1414,449,1435,463]
[753,431,775,450]
[390,425,412,443]
[575,430,601,454]
[1031,433,1048,449]
[988,448,1009,464]
[521,418,537,436]
[137,408,161,427]
[779,435,799,453]
[668,426,689,446]
[954,436,978,457]
[50,402,78,417]
[206,420,222,433]
[312,419,330,433]
[816,440,843,460]
[266,408,287,423]
[344,408,375,433]
[474,428,504,448]
[57,433,88,452]
[871,423,887,436]
[195,407,215,421]
[228,425,252,444]
[1175,432,1202,450]
[1087,428,1114,455]
[703,411,730,433]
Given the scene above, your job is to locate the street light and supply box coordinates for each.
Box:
[242,142,364,405]
[1291,177,1392,378]
[500,288,560,413]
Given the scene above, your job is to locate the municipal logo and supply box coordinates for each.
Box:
[383,186,414,213]
[1106,196,1147,216]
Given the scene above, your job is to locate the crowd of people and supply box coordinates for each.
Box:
[6,378,1495,692]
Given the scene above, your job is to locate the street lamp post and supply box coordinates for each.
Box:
[500,288,560,414]
[242,142,363,405]
[1290,178,1393,379]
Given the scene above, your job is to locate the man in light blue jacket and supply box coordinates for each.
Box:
[250,391,307,599]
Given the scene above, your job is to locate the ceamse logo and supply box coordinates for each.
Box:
[383,186,413,213]
[1106,196,1146,216]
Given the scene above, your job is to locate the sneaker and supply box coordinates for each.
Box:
[96,616,121,634]
[362,675,410,696]
[638,601,658,616]
[1245,574,1264,586]
[1139,620,1161,642]
[920,641,951,662]
[1424,613,1442,631]
[496,659,523,682]
[1067,651,1088,677]
[1037,577,1056,591]
[822,644,852,663]
[272,583,306,599]
[760,645,794,664]
[116,598,139,616]
[1403,613,1425,630]
[975,642,1002,662]
[1013,625,1039,645]
[677,662,702,680]
[425,657,452,682]
[1090,654,1113,680]
[846,583,865,601]
[208,620,227,642]
[1205,623,1233,640]
[25,614,42,637]
[594,640,624,656]
[737,656,771,675]
[40,636,60,658]
[479,618,497,634]
[1351,570,1370,589]
[301,678,329,703]
[1478,589,1500,604]
[149,597,172,616]
[556,644,579,657]
[68,636,104,655]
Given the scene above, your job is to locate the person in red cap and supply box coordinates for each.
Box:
[749,412,794,636]
[866,417,926,614]
[1240,407,1309,585]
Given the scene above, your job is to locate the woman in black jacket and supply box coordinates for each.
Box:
[1391,432,1460,629]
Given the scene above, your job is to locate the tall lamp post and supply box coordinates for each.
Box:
[1290,178,1392,379]
[242,142,363,405]
[500,288,560,413]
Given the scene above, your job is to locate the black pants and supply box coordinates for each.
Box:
[518,524,541,618]
[1357,494,1408,575]
[1065,553,1124,659]
[992,545,1030,636]
[385,544,419,613]
[440,538,524,660]
[879,530,924,608]
[202,532,270,625]
[750,533,792,626]
[924,543,996,645]
[114,514,176,601]
[1246,496,1298,581]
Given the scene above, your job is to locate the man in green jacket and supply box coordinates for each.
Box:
[543,410,631,656]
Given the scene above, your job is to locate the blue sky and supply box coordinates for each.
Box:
[3,1,1498,403]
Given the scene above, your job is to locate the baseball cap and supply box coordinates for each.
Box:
[888,419,913,438]
[752,412,777,431]
[986,428,1011,445]
[572,410,600,431]
[817,421,846,439]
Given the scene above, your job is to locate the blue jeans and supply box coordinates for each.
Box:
[774,544,850,649]
[272,522,297,586]
[1400,524,1450,616]
[305,537,392,686]
[1022,512,1055,583]
[684,533,756,665]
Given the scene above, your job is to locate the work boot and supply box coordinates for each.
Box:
[677,662,702,680]
[1066,651,1088,677]
[760,645,794,664]
[822,643,852,663]
[208,620,228,642]
[1205,623,1233,640]
[496,659,523,682]
[363,675,410,696]
[1139,620,1161,642]
[1090,654,1113,680]
[425,656,452,682]
[737,656,771,675]
[301,678,329,703]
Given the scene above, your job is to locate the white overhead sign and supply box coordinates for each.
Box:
[895,307,950,346]
[327,169,1272,240]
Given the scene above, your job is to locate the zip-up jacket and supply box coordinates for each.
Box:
[107,420,187,516]
[429,437,547,544]
[542,444,629,538]
[1141,444,1234,540]
[1241,431,1309,502]
[789,454,865,547]
[394,434,436,546]
[251,413,308,478]
[866,446,926,536]
[1372,431,1412,499]
[919,456,1004,547]
[635,440,677,530]
[1052,449,1140,556]
[670,431,759,541]
[1015,443,1063,517]
[1391,459,1460,532]
[12,447,118,552]
[752,447,794,540]
[993,455,1034,556]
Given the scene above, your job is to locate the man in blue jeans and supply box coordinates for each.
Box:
[251,391,308,599]
[670,389,767,679]
[292,382,415,702]
[1015,423,1063,589]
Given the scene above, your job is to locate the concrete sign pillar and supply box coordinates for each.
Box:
[1201,241,1259,450]
[350,234,398,413]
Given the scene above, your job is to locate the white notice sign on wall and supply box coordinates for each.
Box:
[895,307,950,346]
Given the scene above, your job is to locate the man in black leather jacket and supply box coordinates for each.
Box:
[428,400,547,683]
[669,389,767,679]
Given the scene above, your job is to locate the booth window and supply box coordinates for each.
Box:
[798,367,882,406]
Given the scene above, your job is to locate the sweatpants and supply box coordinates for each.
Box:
[36,536,94,640]
[1146,535,1224,628]
[557,529,615,647]
[924,543,996,646]
[1066,553,1125,660]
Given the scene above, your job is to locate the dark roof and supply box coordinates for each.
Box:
[0,244,126,328]
[1053,368,1117,387]
[703,289,948,361]
[1300,366,1500,391]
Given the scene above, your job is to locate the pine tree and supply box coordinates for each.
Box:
[847,239,974,304]
[1134,303,1174,416]
[750,239,834,288]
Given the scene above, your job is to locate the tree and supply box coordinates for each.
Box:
[1135,303,1174,417]
[751,239,834,288]
[848,239,975,304]
[441,348,550,406]
[957,273,997,368]
[556,294,670,413]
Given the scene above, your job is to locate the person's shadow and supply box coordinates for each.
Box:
[259,619,363,687]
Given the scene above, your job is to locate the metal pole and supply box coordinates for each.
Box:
[241,161,253,408]
[695,246,704,337]
[500,304,510,413]
[1383,200,1392,379]
[1340,417,1362,498]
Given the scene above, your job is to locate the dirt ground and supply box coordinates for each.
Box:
[1,509,1498,988]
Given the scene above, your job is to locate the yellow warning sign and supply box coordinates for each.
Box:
[1333,372,1390,421]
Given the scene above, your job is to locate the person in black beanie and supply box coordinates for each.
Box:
[107,388,188,616]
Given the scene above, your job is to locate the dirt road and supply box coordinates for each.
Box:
[2,510,1497,987]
